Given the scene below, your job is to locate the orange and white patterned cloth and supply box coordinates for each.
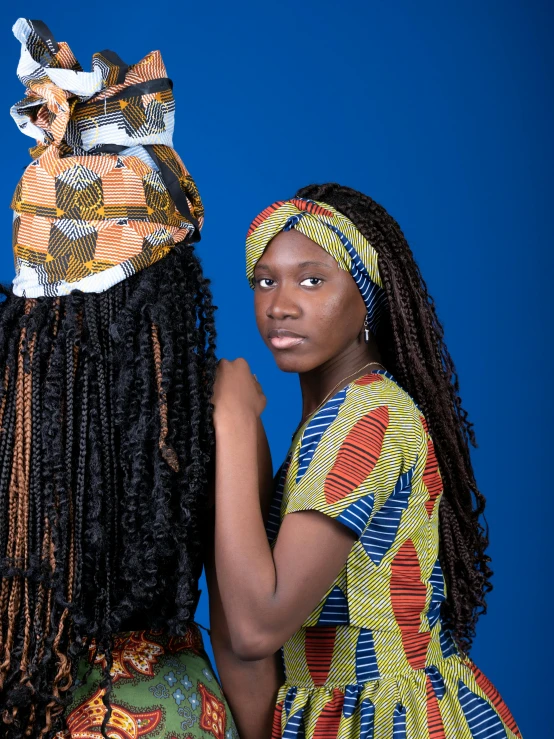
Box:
[10,19,203,297]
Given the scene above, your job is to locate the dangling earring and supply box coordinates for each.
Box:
[364,314,370,344]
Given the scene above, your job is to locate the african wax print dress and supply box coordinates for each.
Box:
[268,371,522,739]
[57,625,238,739]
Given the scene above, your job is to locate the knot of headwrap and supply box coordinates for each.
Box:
[10,18,204,298]
[245,198,387,333]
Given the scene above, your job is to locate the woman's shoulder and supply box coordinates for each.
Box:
[344,371,427,440]
[282,371,426,522]
[288,371,426,477]
[347,371,419,412]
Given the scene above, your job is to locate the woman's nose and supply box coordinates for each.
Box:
[266,288,300,320]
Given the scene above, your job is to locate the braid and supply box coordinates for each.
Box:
[0,241,217,737]
[296,183,492,653]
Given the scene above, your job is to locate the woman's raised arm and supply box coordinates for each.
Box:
[212,359,355,661]
[209,414,283,737]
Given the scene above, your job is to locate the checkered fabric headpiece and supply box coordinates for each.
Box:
[10,19,204,297]
[245,198,387,334]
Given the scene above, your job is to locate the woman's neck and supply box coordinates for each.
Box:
[298,338,383,423]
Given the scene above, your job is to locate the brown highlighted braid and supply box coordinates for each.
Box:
[0,242,216,738]
[296,183,492,655]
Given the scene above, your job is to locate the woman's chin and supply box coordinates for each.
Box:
[271,351,319,374]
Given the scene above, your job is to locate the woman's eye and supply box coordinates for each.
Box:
[300,277,323,287]
[257,278,275,288]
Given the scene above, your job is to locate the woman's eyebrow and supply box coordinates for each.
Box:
[297,260,333,269]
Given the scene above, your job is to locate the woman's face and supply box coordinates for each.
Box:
[253,229,367,373]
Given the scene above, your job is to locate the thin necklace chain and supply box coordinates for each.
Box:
[292,360,386,440]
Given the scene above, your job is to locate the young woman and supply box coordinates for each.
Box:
[213,185,523,738]
[0,19,278,739]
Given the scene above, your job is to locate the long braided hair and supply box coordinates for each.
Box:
[0,241,216,738]
[296,183,492,655]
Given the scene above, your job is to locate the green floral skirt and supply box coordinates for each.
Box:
[56,625,238,739]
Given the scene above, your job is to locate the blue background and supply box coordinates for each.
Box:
[0,2,551,736]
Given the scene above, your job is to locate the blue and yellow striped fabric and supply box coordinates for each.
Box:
[268,371,522,739]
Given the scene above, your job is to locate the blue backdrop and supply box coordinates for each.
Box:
[0,2,551,736]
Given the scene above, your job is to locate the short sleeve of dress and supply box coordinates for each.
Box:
[282,374,414,538]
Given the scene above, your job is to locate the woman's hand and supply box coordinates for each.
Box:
[212,358,267,422]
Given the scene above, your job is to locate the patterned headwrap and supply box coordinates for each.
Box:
[245,198,387,333]
[10,19,204,297]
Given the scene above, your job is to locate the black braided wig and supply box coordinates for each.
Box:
[0,241,216,738]
[296,183,493,655]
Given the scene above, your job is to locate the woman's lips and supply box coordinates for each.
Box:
[268,329,305,350]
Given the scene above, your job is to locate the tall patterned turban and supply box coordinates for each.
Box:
[10,19,203,297]
[245,198,387,333]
